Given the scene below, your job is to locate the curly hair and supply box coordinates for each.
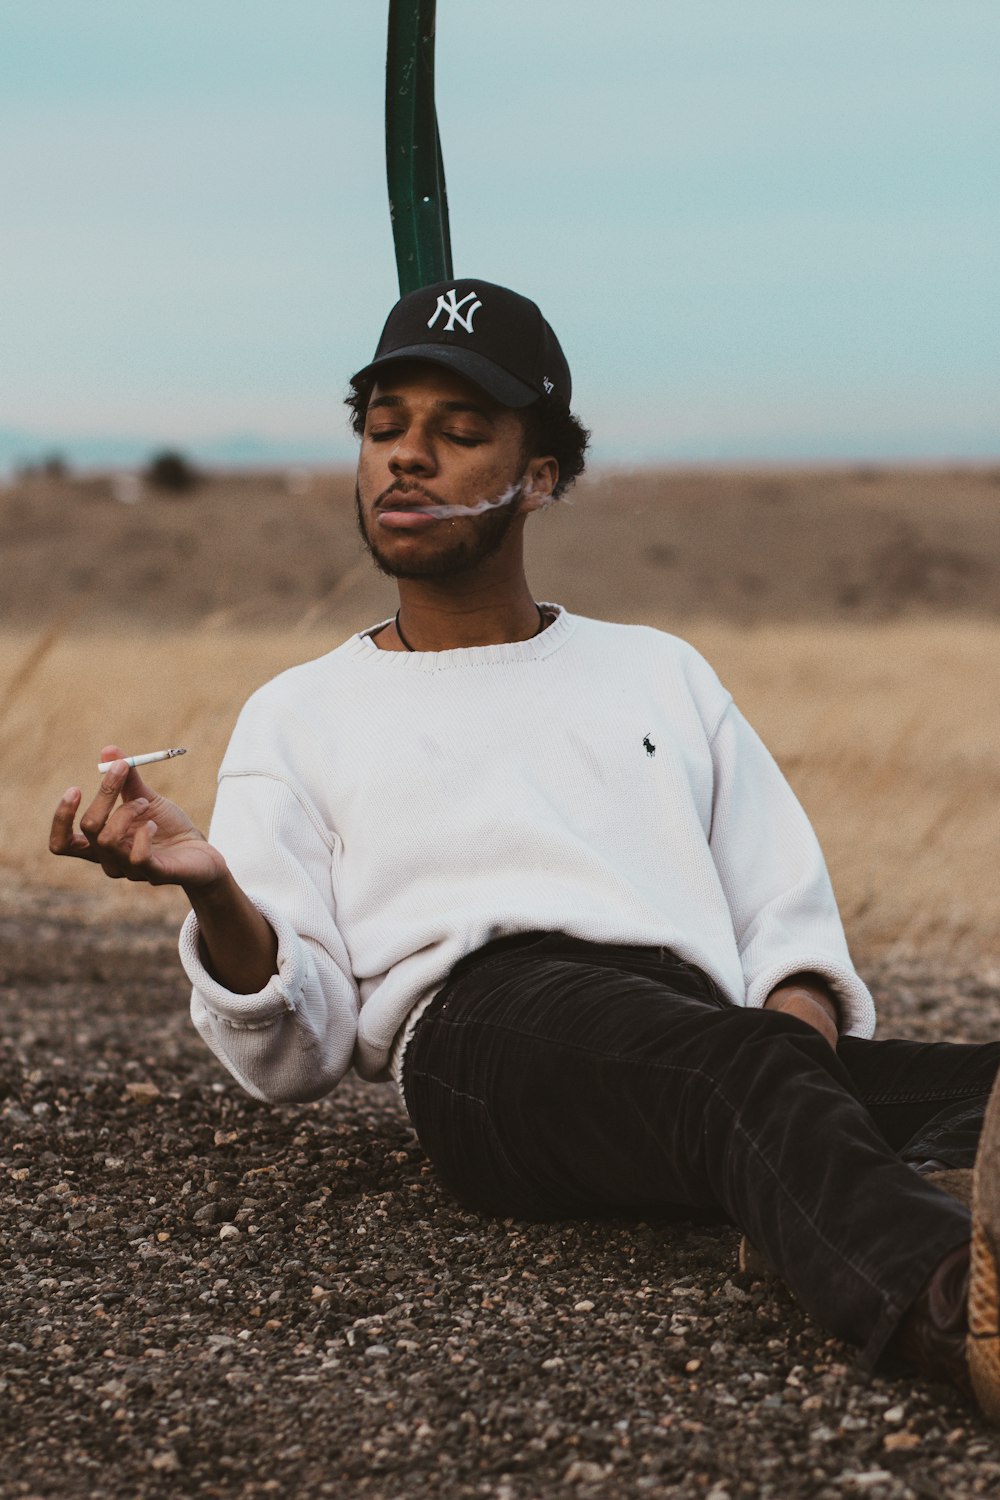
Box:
[344,372,590,500]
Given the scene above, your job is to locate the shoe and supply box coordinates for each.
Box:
[924,1166,972,1209]
[737,1234,774,1280]
[969,1074,1000,1417]
[900,1077,1000,1414]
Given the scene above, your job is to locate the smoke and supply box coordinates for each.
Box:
[404,479,567,521]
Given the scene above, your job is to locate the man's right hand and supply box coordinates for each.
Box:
[49,743,227,892]
[51,744,280,994]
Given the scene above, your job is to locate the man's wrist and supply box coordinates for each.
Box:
[182,862,234,909]
[766,973,841,1032]
[185,869,280,995]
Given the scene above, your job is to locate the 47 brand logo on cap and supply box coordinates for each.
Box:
[427,288,483,334]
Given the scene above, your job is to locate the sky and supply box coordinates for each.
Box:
[2,0,998,470]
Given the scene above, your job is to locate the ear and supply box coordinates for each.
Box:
[516,455,559,513]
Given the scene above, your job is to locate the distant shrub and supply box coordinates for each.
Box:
[145,449,200,494]
[16,451,69,480]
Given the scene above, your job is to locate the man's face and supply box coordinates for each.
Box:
[354,361,532,580]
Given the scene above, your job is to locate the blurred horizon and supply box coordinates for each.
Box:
[3,1,998,474]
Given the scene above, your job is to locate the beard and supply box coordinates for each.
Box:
[354,482,522,580]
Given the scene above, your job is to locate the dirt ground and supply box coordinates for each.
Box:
[4,466,1000,1496]
[3,889,1000,1499]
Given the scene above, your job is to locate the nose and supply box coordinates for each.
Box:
[388,421,436,478]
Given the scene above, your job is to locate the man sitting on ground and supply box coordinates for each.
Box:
[50,277,1000,1417]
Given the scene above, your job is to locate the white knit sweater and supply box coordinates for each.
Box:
[179,606,875,1102]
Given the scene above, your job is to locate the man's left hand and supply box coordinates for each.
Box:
[763,975,840,1049]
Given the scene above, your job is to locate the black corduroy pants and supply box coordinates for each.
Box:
[402,931,997,1368]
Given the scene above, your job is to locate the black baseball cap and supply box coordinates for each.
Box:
[352,278,572,410]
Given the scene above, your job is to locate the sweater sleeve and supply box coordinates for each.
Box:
[179,772,360,1102]
[708,703,875,1037]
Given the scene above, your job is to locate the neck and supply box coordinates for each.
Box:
[387,575,543,652]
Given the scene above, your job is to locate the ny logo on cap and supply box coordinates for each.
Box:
[427,288,483,334]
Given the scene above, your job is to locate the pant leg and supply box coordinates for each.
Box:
[403,936,971,1369]
[837,1034,1000,1167]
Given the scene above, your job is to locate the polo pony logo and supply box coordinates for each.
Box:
[427,288,483,334]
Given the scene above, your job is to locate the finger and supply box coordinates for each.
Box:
[126,766,157,801]
[95,796,150,850]
[127,819,165,881]
[130,817,157,865]
[100,743,157,802]
[79,759,134,842]
[49,787,100,861]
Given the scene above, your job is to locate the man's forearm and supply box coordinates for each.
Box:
[185,869,279,995]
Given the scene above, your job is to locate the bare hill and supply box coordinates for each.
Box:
[3,465,999,632]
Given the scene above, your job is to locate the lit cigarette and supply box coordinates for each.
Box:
[97,748,188,773]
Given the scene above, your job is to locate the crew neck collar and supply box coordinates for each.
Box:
[343,603,575,670]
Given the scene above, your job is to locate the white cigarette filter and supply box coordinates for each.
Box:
[97,748,188,773]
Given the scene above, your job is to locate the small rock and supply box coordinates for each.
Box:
[809,1424,836,1445]
[564,1460,606,1484]
[837,1471,894,1493]
[882,1403,905,1424]
[365,1344,390,1359]
[573,1299,594,1312]
[219,1224,240,1241]
[123,1081,161,1105]
[883,1431,921,1451]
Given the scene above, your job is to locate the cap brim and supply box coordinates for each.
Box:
[351,344,539,409]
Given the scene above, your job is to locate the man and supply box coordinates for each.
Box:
[50,278,1000,1416]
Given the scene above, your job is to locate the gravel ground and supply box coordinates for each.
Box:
[3,898,1000,1499]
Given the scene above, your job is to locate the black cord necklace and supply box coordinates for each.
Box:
[394,604,547,652]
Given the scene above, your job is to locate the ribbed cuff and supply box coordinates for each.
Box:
[178,897,306,1028]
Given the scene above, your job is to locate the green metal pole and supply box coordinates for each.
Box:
[385,0,453,295]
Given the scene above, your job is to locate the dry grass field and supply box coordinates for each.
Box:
[2,465,999,963]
